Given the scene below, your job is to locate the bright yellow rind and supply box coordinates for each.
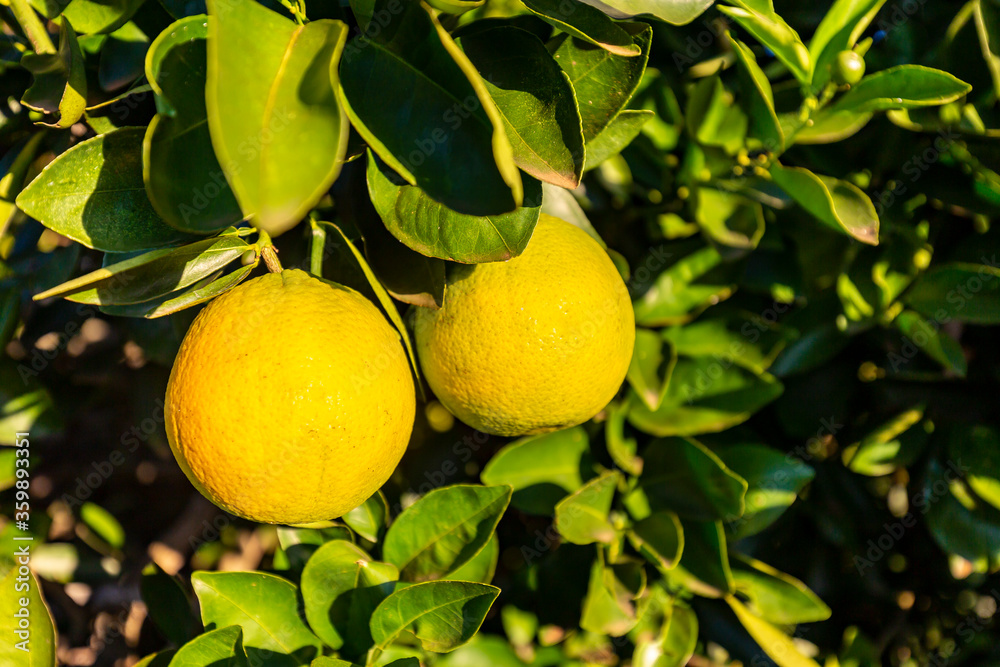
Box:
[165,269,415,524]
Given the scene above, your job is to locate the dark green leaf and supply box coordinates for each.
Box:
[626,328,675,411]
[895,309,967,374]
[584,109,653,169]
[728,35,783,152]
[170,625,247,667]
[458,23,585,188]
[521,0,641,56]
[369,581,499,652]
[549,25,652,142]
[339,0,522,215]
[717,2,810,84]
[382,484,512,581]
[903,263,1000,324]
[191,572,321,667]
[343,491,389,542]
[628,510,684,571]
[830,65,972,114]
[480,426,592,515]
[685,75,748,154]
[770,164,879,246]
[20,19,87,129]
[674,519,733,596]
[207,0,350,236]
[367,152,541,263]
[99,262,256,318]
[17,127,196,252]
[718,444,814,539]
[555,471,620,545]
[632,246,734,326]
[448,533,499,584]
[695,188,765,251]
[144,16,242,234]
[98,22,148,91]
[141,562,197,648]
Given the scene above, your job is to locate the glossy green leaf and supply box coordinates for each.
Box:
[99,263,256,318]
[62,0,144,34]
[141,562,197,648]
[191,572,321,667]
[449,533,499,584]
[925,466,1000,571]
[17,128,195,252]
[728,35,783,152]
[686,75,748,154]
[425,0,483,13]
[585,109,653,169]
[0,568,56,667]
[555,471,621,545]
[793,107,873,144]
[98,22,148,91]
[808,0,886,91]
[695,188,765,251]
[521,0,641,56]
[770,164,879,246]
[719,444,814,539]
[577,0,713,24]
[637,437,747,522]
[458,23,585,189]
[170,625,247,667]
[717,2,810,84]
[20,19,87,129]
[633,603,698,667]
[135,651,176,667]
[731,556,831,625]
[628,510,684,571]
[319,221,421,384]
[343,491,389,542]
[661,319,781,375]
[144,16,242,234]
[367,153,541,263]
[949,425,1000,513]
[674,519,733,596]
[844,404,929,477]
[726,595,820,667]
[627,328,675,410]
[606,396,642,475]
[80,501,125,549]
[207,0,349,236]
[581,553,645,636]
[383,484,512,581]
[550,25,652,141]
[628,357,784,437]
[311,659,359,667]
[339,0,521,215]
[830,65,972,114]
[480,425,591,515]
[369,581,500,652]
[300,540,398,653]
[35,236,248,305]
[632,246,733,326]
[977,0,1000,98]
[903,263,1000,324]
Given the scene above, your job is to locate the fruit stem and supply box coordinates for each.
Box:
[309,217,326,277]
[256,231,283,273]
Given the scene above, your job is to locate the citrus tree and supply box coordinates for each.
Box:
[3,0,1000,665]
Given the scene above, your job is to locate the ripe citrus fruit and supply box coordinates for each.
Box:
[165,269,415,524]
[415,214,635,437]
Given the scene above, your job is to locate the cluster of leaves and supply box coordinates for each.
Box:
[3,0,1000,665]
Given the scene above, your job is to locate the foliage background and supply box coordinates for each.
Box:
[2,0,1000,665]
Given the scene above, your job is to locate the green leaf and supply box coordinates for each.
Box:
[300,540,398,653]
[555,471,621,545]
[16,127,196,252]
[383,484,512,581]
[319,221,421,385]
[903,263,1000,324]
[521,0,641,56]
[62,0,144,34]
[808,0,887,91]
[20,19,87,129]
[580,552,645,636]
[770,164,879,246]
[206,0,350,236]
[636,437,747,522]
[339,0,522,215]
[425,0,483,13]
[311,659,359,667]
[584,109,653,169]
[480,425,591,515]
[343,491,389,542]
[80,501,125,549]
[577,0,713,24]
[976,0,1000,98]
[141,562,197,648]
[98,21,148,91]
[949,425,1000,513]
[606,396,642,475]
[628,357,784,437]
[191,572,321,667]
[628,510,684,571]
[366,151,541,264]
[726,595,820,667]
[144,16,242,234]
[632,246,734,326]
[731,556,831,625]
[674,520,733,596]
[793,107,873,144]
[695,188,765,251]
[170,625,248,667]
[685,75,748,154]
[449,533,499,584]
[100,262,257,318]
[661,319,780,375]
[717,2,810,84]
[627,328,675,411]
[830,65,972,114]
[135,651,176,667]
[35,236,248,305]
[457,23,585,189]
[633,603,698,667]
[369,581,500,652]
[550,25,652,142]
[0,568,56,667]
[0,361,62,440]
[718,444,814,539]
[843,405,929,477]
[728,35,783,152]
